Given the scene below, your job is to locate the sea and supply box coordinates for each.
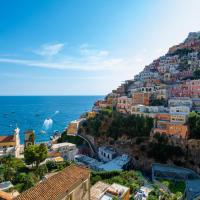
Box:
[0,96,102,144]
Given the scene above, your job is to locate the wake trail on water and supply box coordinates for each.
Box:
[41,111,60,133]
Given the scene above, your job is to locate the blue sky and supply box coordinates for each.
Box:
[0,0,200,95]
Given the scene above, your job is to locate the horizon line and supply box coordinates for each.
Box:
[0,94,105,97]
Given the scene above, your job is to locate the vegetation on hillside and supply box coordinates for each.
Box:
[58,132,85,145]
[81,109,154,140]
[147,133,184,163]
[24,143,48,168]
[188,111,200,139]
[147,186,183,200]
[0,149,70,192]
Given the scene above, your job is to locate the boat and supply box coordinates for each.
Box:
[40,130,46,134]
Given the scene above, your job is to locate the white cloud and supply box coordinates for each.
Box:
[79,43,109,58]
[34,43,64,57]
[0,43,129,71]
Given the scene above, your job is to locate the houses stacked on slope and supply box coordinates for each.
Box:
[93,31,200,140]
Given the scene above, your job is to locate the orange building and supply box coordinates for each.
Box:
[67,121,79,135]
[156,113,170,121]
[132,92,151,106]
[154,113,188,139]
[167,124,188,139]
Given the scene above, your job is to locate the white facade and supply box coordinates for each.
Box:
[51,142,78,161]
[168,98,193,108]
[131,105,165,114]
[169,106,190,114]
[98,147,117,162]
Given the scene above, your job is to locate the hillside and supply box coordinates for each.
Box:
[80,32,200,173]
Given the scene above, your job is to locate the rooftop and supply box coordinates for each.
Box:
[0,190,13,200]
[99,154,129,171]
[90,181,110,200]
[99,146,116,155]
[90,181,129,200]
[0,135,15,143]
[51,142,76,149]
[0,181,13,191]
[15,165,90,200]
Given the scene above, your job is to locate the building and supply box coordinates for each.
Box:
[117,96,132,114]
[67,120,79,135]
[131,105,166,118]
[67,119,86,136]
[170,113,187,124]
[90,181,130,200]
[169,106,190,114]
[170,80,200,98]
[51,142,78,161]
[132,92,151,106]
[154,113,170,135]
[0,128,20,158]
[187,80,200,98]
[154,113,188,138]
[168,97,193,108]
[167,124,188,139]
[24,130,35,148]
[98,147,117,162]
[15,165,90,200]
[192,98,200,111]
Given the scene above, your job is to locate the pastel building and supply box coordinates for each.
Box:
[169,106,190,114]
[170,83,190,97]
[168,98,193,108]
[187,80,200,98]
[131,105,166,118]
[192,98,200,111]
[117,96,132,114]
[154,113,188,138]
[167,124,188,139]
[170,114,187,124]
[132,92,151,106]
[51,142,78,161]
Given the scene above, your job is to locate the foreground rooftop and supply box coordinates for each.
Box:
[15,165,90,200]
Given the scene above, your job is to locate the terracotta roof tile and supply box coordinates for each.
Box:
[0,135,15,143]
[15,165,90,200]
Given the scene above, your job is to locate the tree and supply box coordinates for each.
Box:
[194,69,200,79]
[188,112,200,139]
[35,164,48,179]
[24,144,48,168]
[22,173,38,191]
